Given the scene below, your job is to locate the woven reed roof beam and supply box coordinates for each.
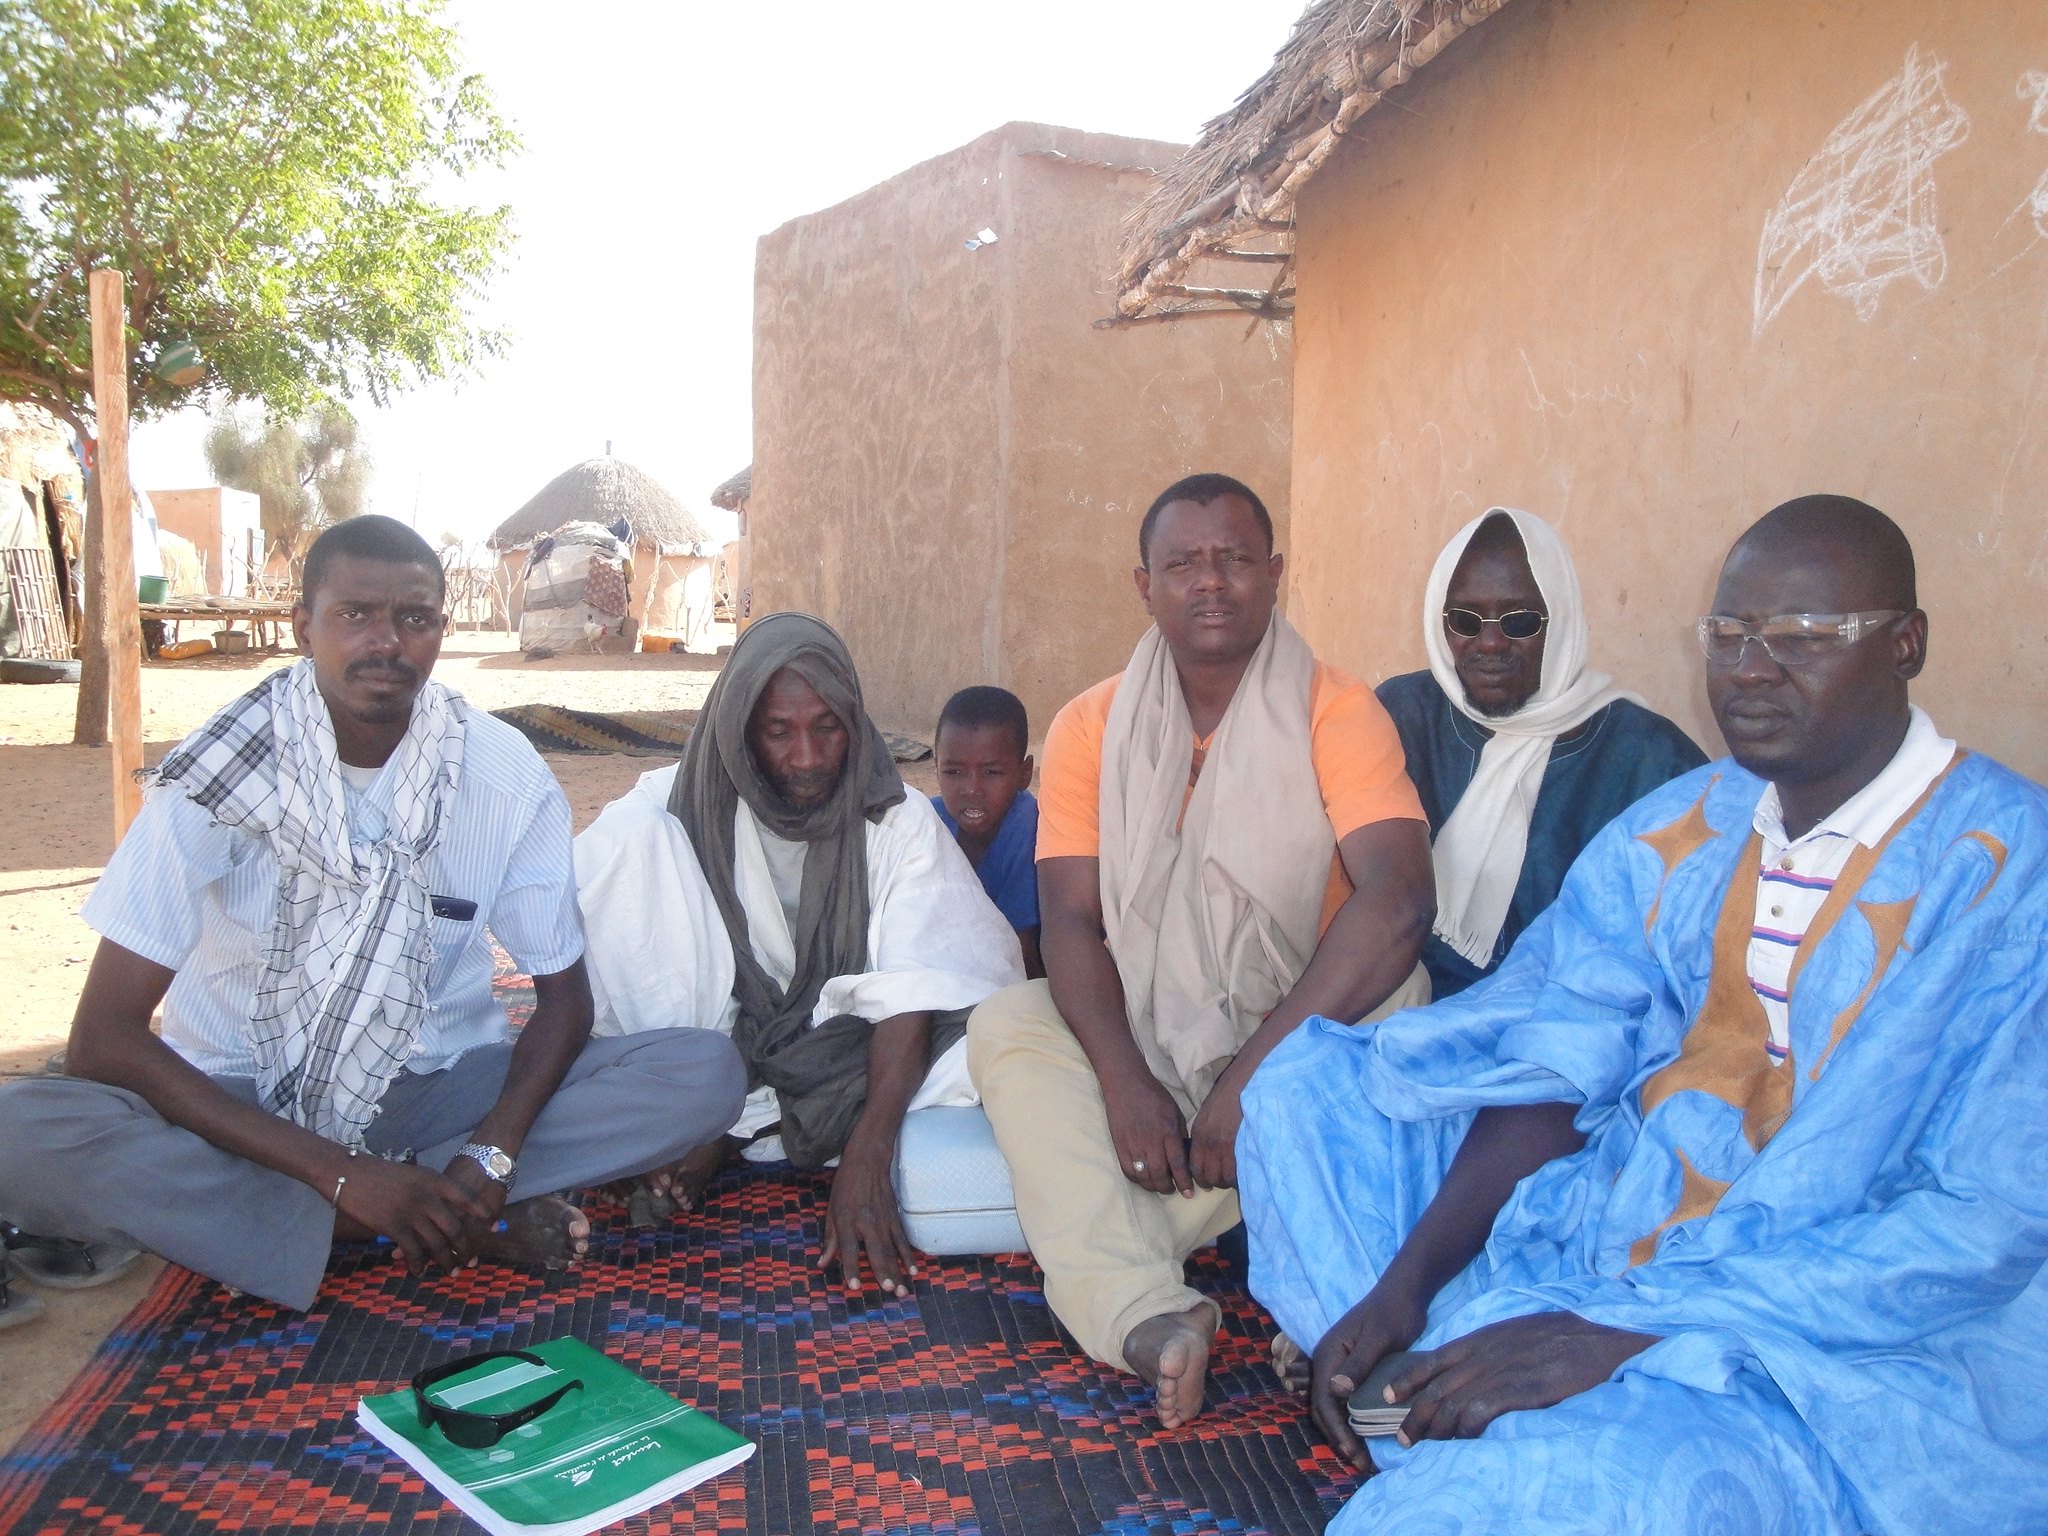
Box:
[1111,0,1518,324]
[709,464,752,512]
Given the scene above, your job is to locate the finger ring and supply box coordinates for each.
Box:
[1131,1159,1148,1174]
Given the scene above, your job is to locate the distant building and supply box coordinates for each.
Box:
[749,121,1293,737]
[148,487,263,596]
[1118,0,2048,776]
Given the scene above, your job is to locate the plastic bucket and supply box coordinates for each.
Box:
[137,575,170,604]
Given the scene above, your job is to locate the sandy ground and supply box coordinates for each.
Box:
[0,625,941,1453]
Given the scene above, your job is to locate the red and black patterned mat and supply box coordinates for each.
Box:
[0,1166,1357,1535]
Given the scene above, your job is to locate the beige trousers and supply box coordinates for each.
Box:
[967,979,1242,1371]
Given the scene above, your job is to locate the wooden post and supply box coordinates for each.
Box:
[88,269,144,840]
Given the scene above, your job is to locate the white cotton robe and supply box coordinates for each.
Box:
[573,764,1025,1137]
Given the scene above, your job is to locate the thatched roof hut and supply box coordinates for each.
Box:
[0,402,83,489]
[709,465,751,512]
[1113,0,1515,322]
[490,456,713,555]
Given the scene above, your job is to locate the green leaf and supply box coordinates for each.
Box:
[0,0,518,431]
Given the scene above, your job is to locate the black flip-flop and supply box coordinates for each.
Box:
[1,1223,143,1291]
[0,1259,45,1331]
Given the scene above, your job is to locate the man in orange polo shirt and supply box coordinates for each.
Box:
[967,473,1434,1429]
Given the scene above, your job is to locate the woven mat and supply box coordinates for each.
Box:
[0,960,1352,1534]
[489,705,698,758]
[0,1168,1354,1535]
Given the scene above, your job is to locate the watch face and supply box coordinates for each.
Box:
[467,1146,513,1181]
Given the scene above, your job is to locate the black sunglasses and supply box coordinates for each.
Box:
[412,1349,585,1449]
[1443,607,1548,641]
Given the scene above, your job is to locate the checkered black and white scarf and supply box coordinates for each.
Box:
[149,659,466,1145]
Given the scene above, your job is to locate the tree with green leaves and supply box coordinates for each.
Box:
[204,402,370,571]
[0,0,517,740]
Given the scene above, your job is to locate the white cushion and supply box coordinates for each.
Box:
[892,1104,1026,1256]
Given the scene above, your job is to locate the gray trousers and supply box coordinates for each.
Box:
[0,1028,745,1311]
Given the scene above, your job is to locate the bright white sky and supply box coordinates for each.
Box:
[130,0,1303,548]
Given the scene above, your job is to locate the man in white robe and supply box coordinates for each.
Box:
[574,612,1022,1294]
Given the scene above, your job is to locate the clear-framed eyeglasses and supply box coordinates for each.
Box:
[1695,610,1905,668]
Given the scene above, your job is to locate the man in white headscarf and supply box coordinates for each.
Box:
[1377,508,1706,999]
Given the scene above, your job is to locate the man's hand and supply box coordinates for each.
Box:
[820,1135,921,1297]
[1187,1073,1246,1190]
[442,1152,511,1239]
[335,1156,497,1275]
[1103,1069,1194,1197]
[1311,1280,1430,1471]
[1038,856,1198,1199]
[1380,1311,1658,1447]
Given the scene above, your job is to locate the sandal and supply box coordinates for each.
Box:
[0,1222,143,1291]
[0,1258,46,1331]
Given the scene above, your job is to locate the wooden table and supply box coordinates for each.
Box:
[140,600,296,651]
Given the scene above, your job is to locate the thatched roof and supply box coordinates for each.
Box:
[709,465,751,511]
[1114,0,1516,322]
[0,401,83,488]
[491,457,713,554]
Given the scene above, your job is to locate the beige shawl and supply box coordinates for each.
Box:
[1098,613,1332,1110]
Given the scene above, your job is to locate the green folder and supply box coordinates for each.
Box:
[357,1337,753,1536]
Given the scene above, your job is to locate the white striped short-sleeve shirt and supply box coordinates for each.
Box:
[82,708,585,1079]
[1747,706,1954,1057]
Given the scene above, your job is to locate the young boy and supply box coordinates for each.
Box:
[931,686,1043,979]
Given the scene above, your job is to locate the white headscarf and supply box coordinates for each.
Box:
[1423,508,1637,966]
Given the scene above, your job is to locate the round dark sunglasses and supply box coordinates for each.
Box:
[412,1349,585,1449]
[1443,607,1548,641]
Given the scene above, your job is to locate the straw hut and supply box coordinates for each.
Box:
[0,401,87,646]
[490,456,719,649]
[709,464,750,628]
[1117,0,2048,777]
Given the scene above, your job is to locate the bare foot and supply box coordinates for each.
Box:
[626,1182,676,1229]
[478,1196,590,1269]
[1123,1304,1217,1429]
[629,1134,743,1224]
[1271,1331,1310,1394]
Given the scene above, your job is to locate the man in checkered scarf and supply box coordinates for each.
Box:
[150,647,464,1146]
[0,518,744,1312]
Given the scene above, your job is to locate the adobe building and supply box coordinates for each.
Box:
[749,121,1293,737]
[147,487,263,595]
[1118,0,2048,778]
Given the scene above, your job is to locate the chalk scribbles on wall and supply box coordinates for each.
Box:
[2017,70,2048,241]
[1753,45,1972,335]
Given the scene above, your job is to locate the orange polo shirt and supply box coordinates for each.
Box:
[1035,661,1425,933]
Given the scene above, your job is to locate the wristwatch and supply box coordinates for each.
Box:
[456,1142,517,1188]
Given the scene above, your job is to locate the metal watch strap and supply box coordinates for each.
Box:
[456,1141,516,1187]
